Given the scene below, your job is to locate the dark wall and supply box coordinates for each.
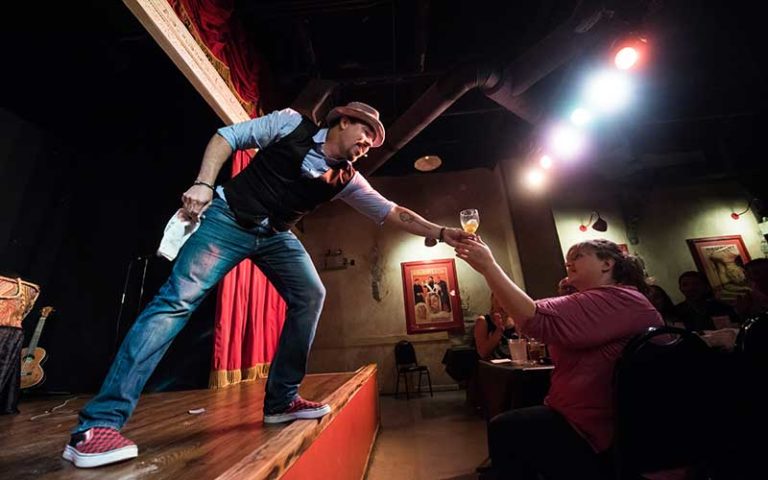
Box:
[0,2,227,394]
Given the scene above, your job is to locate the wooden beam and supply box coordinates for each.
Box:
[122,0,249,124]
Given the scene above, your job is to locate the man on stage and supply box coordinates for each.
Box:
[63,102,469,468]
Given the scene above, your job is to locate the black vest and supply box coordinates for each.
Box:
[222,117,356,231]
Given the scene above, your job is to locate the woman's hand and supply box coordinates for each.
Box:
[491,312,504,330]
[455,236,497,274]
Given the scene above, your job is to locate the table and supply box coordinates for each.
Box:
[441,345,478,383]
[474,359,553,420]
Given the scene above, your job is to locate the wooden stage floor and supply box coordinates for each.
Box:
[0,365,379,480]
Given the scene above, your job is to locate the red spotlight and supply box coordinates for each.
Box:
[613,35,648,70]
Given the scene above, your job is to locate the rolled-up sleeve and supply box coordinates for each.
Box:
[216,108,302,151]
[335,172,397,225]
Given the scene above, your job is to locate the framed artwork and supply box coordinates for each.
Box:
[401,258,464,334]
[686,235,751,303]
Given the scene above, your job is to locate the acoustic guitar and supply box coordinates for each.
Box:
[20,306,54,389]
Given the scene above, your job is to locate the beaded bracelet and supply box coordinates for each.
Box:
[193,180,215,191]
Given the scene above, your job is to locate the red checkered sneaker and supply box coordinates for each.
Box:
[263,396,332,424]
[62,427,138,468]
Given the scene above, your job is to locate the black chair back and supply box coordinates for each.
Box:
[613,326,716,477]
[732,313,768,477]
[736,312,768,367]
[395,340,418,367]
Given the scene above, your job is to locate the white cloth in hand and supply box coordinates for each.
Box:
[156,209,201,261]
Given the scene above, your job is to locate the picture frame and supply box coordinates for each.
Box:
[401,258,464,334]
[686,235,752,303]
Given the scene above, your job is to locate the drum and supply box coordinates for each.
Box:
[0,276,41,328]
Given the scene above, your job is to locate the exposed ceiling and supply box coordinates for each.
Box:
[1,0,764,185]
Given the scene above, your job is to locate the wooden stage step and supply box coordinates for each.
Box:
[0,364,380,480]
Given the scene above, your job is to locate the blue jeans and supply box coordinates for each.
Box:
[75,197,326,433]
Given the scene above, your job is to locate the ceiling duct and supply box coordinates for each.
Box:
[359,0,623,175]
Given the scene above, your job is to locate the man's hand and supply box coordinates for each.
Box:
[181,184,213,222]
[441,227,473,247]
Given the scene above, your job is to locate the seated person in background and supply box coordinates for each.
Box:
[648,284,682,327]
[557,276,577,296]
[456,237,662,480]
[474,294,518,360]
[736,258,768,317]
[674,271,738,331]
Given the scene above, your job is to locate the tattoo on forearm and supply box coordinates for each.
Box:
[398,210,434,233]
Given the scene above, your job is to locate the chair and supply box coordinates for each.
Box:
[731,313,768,478]
[613,326,723,479]
[736,312,768,366]
[394,340,433,399]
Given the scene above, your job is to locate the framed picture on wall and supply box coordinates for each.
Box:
[401,258,464,334]
[686,235,752,303]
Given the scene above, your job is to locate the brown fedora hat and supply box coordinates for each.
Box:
[326,101,385,148]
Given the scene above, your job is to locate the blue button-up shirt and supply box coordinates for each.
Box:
[216,108,396,225]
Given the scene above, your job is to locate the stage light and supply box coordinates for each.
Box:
[612,35,648,70]
[548,124,586,160]
[615,47,640,70]
[570,108,592,126]
[539,154,553,169]
[584,71,633,114]
[524,168,546,190]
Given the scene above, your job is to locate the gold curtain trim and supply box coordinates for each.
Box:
[208,363,271,389]
[173,2,258,117]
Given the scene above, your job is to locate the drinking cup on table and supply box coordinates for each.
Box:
[508,338,528,365]
[527,338,546,364]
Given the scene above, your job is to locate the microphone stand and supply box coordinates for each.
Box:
[113,255,151,358]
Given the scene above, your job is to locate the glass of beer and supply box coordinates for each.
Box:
[527,338,547,364]
[460,209,480,234]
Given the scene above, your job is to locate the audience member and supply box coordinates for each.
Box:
[473,294,518,360]
[456,237,661,480]
[674,271,739,331]
[736,258,768,317]
[647,284,682,326]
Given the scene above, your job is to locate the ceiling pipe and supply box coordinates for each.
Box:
[357,61,502,174]
[358,0,622,175]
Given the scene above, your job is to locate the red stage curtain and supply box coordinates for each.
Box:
[209,151,287,388]
[169,0,262,117]
[165,1,285,388]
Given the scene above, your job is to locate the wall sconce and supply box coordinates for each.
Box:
[731,198,757,220]
[579,211,608,232]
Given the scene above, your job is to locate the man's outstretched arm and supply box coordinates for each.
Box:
[383,205,469,247]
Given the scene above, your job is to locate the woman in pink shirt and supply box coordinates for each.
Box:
[456,238,662,480]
